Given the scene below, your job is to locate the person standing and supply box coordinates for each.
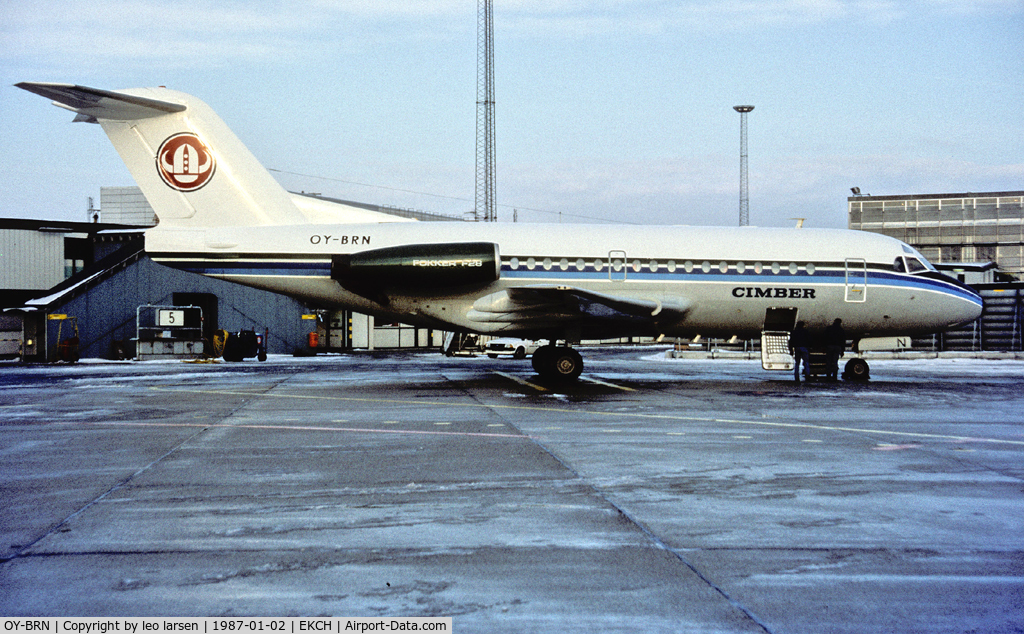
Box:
[788,321,811,383]
[823,318,846,381]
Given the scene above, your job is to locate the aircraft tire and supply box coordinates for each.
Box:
[548,347,584,381]
[531,345,583,381]
[532,345,555,373]
[843,358,870,381]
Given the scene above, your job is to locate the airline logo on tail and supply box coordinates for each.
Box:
[157,133,215,191]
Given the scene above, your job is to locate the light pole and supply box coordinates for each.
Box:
[475,0,496,222]
[733,105,754,226]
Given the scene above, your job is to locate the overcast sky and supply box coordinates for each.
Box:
[1,0,1021,228]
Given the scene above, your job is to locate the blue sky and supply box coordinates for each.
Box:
[1,0,1021,228]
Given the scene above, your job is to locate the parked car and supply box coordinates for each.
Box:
[486,338,543,360]
[222,329,268,362]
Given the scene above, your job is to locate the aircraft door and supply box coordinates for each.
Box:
[761,307,798,371]
[609,250,627,281]
[845,259,867,302]
[763,307,798,332]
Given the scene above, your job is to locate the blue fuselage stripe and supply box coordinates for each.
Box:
[154,257,981,308]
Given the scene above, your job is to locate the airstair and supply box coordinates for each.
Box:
[760,307,797,371]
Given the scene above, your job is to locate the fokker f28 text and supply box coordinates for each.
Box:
[18,82,983,380]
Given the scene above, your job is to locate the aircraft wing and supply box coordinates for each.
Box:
[467,284,691,333]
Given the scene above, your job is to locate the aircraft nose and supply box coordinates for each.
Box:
[944,279,983,328]
[957,298,983,327]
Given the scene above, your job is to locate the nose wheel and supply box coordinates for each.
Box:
[532,345,584,381]
[842,357,870,381]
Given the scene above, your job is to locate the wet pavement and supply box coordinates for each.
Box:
[2,349,1022,632]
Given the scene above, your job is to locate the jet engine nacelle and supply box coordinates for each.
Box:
[332,242,500,291]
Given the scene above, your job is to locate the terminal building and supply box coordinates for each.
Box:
[848,190,1024,281]
[849,190,1023,351]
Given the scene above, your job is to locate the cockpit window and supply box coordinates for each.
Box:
[895,256,933,274]
[905,257,928,273]
[897,242,938,272]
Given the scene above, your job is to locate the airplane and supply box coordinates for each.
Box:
[17,82,984,381]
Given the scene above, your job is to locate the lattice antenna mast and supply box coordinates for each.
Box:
[475,0,497,222]
[734,105,754,227]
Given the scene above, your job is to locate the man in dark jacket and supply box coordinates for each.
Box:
[788,321,811,383]
[823,318,846,380]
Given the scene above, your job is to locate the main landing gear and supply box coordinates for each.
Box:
[531,344,584,381]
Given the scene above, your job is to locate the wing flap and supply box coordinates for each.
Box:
[16,82,186,122]
[468,284,691,328]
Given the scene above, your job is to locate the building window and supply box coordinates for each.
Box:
[64,259,85,278]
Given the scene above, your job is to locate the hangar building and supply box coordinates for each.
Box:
[2,189,460,362]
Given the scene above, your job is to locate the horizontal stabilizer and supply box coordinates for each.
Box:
[16,82,186,122]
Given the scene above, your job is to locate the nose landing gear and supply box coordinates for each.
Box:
[843,357,870,381]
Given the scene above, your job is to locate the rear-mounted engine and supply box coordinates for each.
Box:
[332,242,500,293]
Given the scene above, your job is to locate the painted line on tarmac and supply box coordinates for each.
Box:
[68,418,532,440]
[580,376,637,392]
[148,386,1024,447]
[493,371,549,393]
[635,412,1024,447]
[494,371,636,392]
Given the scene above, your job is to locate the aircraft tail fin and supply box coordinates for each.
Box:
[17,82,309,228]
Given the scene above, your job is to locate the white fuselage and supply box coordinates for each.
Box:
[148,222,983,341]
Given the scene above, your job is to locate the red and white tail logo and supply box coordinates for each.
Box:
[157,133,215,191]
